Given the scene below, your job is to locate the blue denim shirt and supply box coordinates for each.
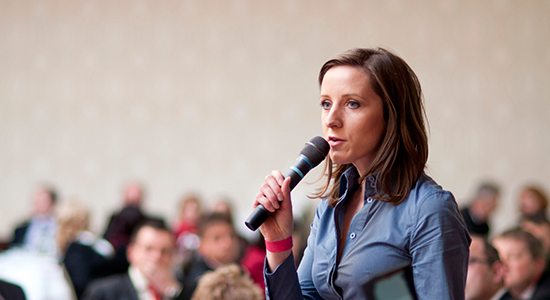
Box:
[265,167,470,299]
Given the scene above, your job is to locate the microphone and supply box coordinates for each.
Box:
[245,136,330,231]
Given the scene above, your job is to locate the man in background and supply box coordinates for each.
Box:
[465,234,505,300]
[461,182,501,236]
[10,184,59,256]
[103,181,149,252]
[82,219,183,300]
[179,213,241,300]
[493,229,550,300]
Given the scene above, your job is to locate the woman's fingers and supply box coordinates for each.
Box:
[252,170,286,212]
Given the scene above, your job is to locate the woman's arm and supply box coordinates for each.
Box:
[410,191,470,300]
[265,206,323,300]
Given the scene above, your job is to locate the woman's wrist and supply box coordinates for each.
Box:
[265,236,293,252]
[266,249,292,273]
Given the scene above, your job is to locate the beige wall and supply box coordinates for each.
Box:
[1,0,549,240]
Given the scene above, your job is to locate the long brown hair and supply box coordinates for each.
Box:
[314,48,428,206]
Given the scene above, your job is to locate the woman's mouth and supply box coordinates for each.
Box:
[328,136,345,147]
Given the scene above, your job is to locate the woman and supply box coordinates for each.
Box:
[57,201,117,299]
[252,48,470,299]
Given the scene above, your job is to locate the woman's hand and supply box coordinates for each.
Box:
[253,170,294,271]
[253,170,294,243]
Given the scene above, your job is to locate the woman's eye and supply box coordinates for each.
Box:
[320,101,331,109]
[348,100,359,108]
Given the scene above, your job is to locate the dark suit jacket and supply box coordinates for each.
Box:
[532,267,550,300]
[0,279,26,300]
[460,207,490,236]
[498,268,550,300]
[10,222,30,247]
[179,253,213,300]
[63,241,124,299]
[80,273,138,300]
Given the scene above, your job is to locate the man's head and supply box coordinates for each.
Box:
[465,235,504,300]
[470,182,500,221]
[33,185,57,216]
[492,229,546,298]
[123,181,144,207]
[197,213,240,268]
[127,219,175,273]
[521,218,550,257]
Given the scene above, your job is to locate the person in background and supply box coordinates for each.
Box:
[103,181,149,252]
[518,185,549,223]
[253,48,470,299]
[211,198,234,222]
[10,184,59,257]
[82,219,183,300]
[460,182,501,236]
[210,196,266,291]
[57,201,117,299]
[521,217,550,263]
[465,234,505,300]
[492,228,550,300]
[179,213,240,300]
[174,194,202,264]
[190,264,262,300]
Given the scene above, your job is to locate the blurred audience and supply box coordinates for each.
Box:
[465,234,505,300]
[191,264,262,300]
[492,229,550,300]
[518,185,549,223]
[10,184,59,257]
[0,279,26,300]
[82,219,183,300]
[179,213,241,300]
[57,201,117,299]
[460,182,501,236]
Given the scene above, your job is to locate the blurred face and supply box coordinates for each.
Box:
[478,195,498,217]
[128,226,174,273]
[465,237,503,300]
[33,188,54,215]
[199,222,239,267]
[124,183,143,206]
[492,237,542,296]
[520,190,543,216]
[321,66,387,174]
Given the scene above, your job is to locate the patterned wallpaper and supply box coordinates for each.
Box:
[1,0,549,239]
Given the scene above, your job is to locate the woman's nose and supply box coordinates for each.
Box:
[324,107,342,129]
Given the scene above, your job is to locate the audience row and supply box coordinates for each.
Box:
[1,180,549,300]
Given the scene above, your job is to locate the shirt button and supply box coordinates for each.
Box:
[350,232,356,239]
[366,198,374,203]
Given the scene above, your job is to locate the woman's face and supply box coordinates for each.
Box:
[321,65,387,174]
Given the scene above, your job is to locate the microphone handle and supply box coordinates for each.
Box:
[244,156,312,231]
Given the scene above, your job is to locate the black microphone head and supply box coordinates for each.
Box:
[300,136,330,167]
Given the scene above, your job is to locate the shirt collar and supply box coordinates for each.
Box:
[128,265,149,294]
[338,166,381,201]
[517,284,536,300]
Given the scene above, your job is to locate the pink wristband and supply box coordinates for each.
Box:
[265,236,293,253]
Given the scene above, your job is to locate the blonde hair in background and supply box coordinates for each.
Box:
[57,201,90,254]
[191,264,263,300]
